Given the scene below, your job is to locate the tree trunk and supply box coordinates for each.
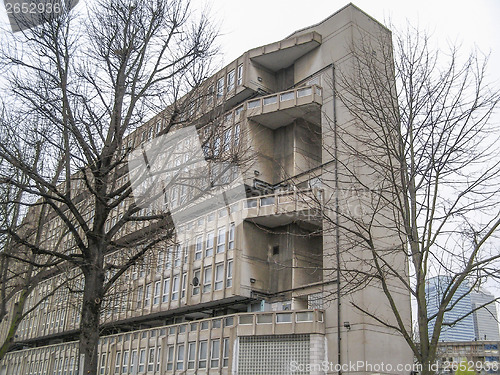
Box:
[0,289,28,361]
[79,265,104,375]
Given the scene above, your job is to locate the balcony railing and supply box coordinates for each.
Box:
[243,188,323,214]
[1,310,325,374]
[246,84,322,113]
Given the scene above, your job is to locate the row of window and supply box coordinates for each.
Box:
[208,64,243,105]
[130,223,235,280]
[8,221,236,339]
[7,354,78,375]
[16,305,82,341]
[136,260,233,309]
[100,337,230,375]
[133,63,244,151]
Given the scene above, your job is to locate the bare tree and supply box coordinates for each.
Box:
[0,109,73,360]
[0,0,218,373]
[315,24,500,374]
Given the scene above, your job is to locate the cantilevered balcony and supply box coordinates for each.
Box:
[246,85,323,129]
[242,188,323,228]
[249,31,322,72]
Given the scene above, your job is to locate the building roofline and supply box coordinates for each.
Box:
[286,2,391,39]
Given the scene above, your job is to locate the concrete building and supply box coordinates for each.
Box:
[0,4,413,375]
[436,341,499,375]
[426,276,500,342]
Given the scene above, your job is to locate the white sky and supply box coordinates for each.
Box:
[1,0,498,80]
[209,0,500,84]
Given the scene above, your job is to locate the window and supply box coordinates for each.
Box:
[217,77,224,98]
[153,281,161,305]
[198,341,207,368]
[181,273,187,299]
[99,354,106,375]
[223,338,230,367]
[228,223,235,249]
[122,350,129,373]
[217,228,225,253]
[174,244,181,267]
[172,275,179,300]
[207,85,214,107]
[130,350,137,374]
[211,339,220,368]
[147,348,155,372]
[224,316,234,327]
[165,246,173,269]
[203,267,212,293]
[176,344,184,370]
[144,283,151,306]
[183,241,189,264]
[215,264,224,290]
[167,346,174,371]
[237,64,243,86]
[156,251,164,273]
[192,270,200,295]
[277,313,292,323]
[162,278,170,303]
[69,357,75,375]
[222,128,231,153]
[136,286,143,308]
[179,184,187,205]
[156,348,161,371]
[206,232,214,256]
[138,349,146,373]
[227,69,235,92]
[188,342,196,369]
[273,245,280,255]
[195,236,203,260]
[114,352,121,374]
[233,124,240,147]
[227,260,233,287]
[138,262,145,278]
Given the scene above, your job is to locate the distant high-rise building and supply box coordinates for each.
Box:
[426,276,500,342]
[471,288,500,341]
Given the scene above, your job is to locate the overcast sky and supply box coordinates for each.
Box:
[209,0,500,83]
[1,0,498,78]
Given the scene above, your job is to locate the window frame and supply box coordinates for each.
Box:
[211,339,220,368]
[215,264,224,291]
[226,260,233,288]
[203,267,212,293]
[227,69,235,92]
[237,64,243,86]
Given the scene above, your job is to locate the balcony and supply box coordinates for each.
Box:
[242,188,323,228]
[249,31,322,72]
[236,309,325,336]
[1,310,325,375]
[246,85,323,129]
